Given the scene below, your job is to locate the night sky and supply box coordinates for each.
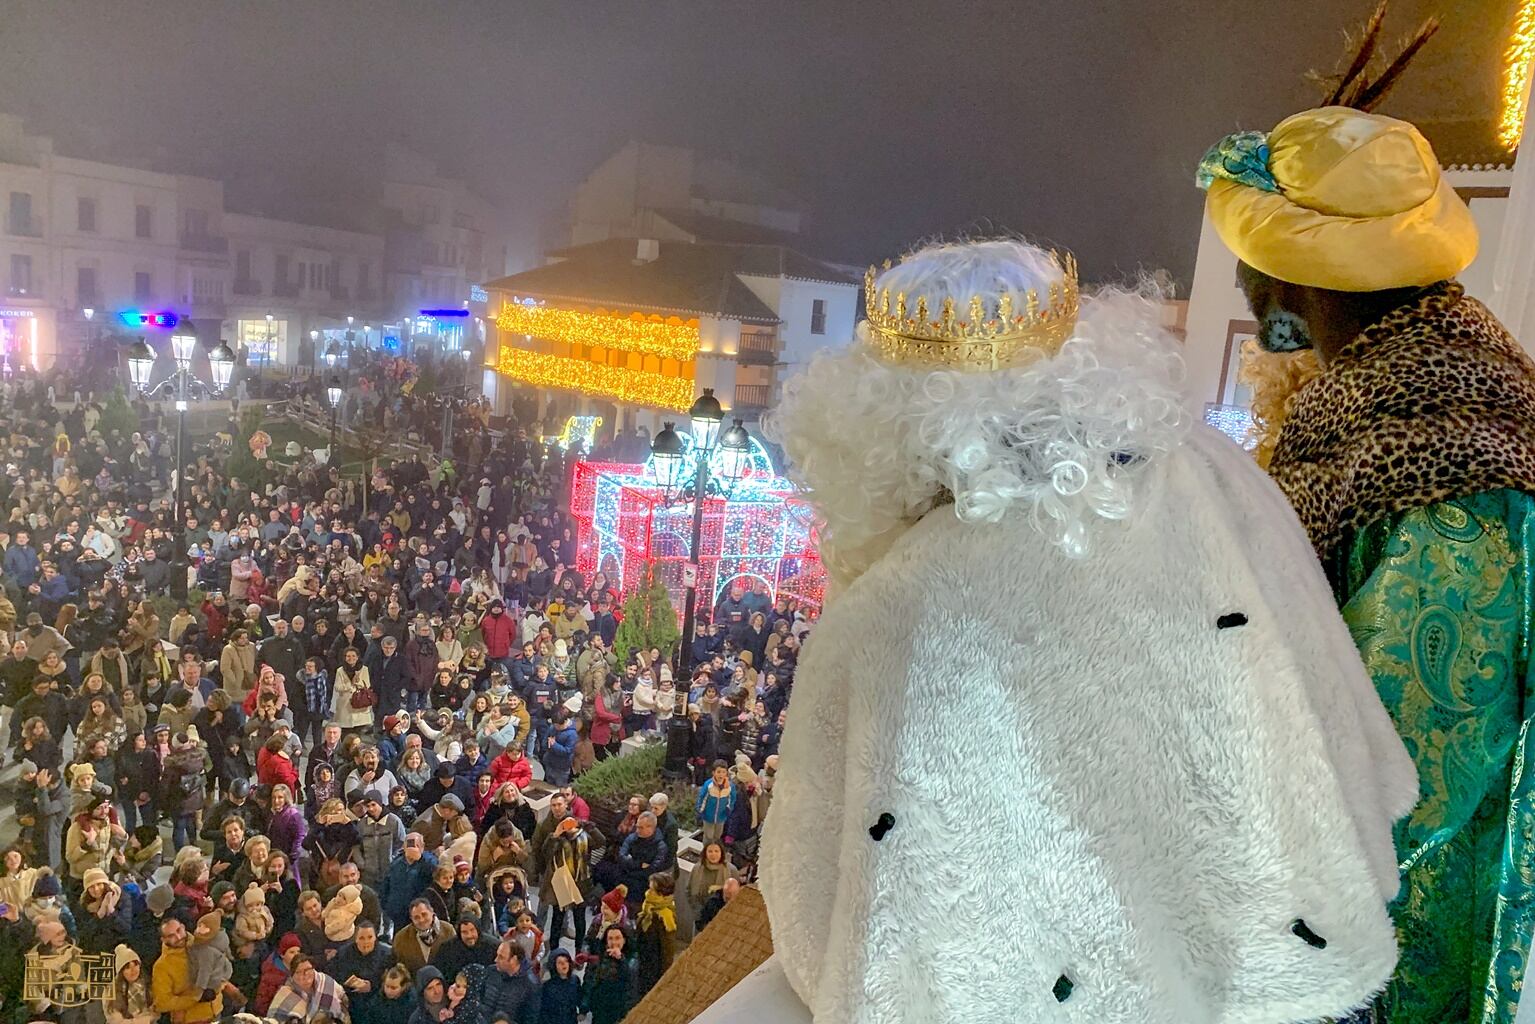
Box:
[0,0,1490,287]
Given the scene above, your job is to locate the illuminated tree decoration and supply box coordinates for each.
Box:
[495,347,695,412]
[1502,0,1535,150]
[495,301,701,361]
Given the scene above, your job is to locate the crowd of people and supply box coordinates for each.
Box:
[0,364,812,1024]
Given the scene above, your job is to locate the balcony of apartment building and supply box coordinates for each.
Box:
[329,284,351,302]
[5,214,41,238]
[179,232,229,255]
[233,278,263,296]
[273,279,300,299]
[736,332,779,366]
[733,383,772,416]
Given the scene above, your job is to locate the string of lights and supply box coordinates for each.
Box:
[1501,0,1535,150]
[495,347,695,412]
[495,302,702,361]
[570,457,828,617]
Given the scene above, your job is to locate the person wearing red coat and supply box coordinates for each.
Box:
[257,735,301,798]
[590,675,625,759]
[255,932,302,1015]
[480,598,517,665]
[489,747,533,791]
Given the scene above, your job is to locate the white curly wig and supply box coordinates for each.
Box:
[764,239,1188,587]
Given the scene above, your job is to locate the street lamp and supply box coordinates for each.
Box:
[123,328,233,599]
[263,311,275,370]
[690,387,723,452]
[325,339,341,368]
[326,375,343,452]
[650,388,746,677]
[126,339,155,391]
[170,321,196,375]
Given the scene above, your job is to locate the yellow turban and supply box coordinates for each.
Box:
[1202,106,1479,293]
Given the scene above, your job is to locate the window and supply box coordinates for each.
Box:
[10,254,32,295]
[135,271,152,302]
[810,298,827,335]
[236,249,251,280]
[77,266,98,303]
[135,204,152,239]
[183,208,208,238]
[275,254,290,286]
[77,197,97,233]
[8,192,34,235]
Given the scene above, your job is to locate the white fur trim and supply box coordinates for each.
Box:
[759,424,1416,1024]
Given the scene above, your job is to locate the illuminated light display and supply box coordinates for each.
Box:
[118,310,179,329]
[496,347,695,412]
[469,285,489,304]
[1203,403,1256,450]
[570,434,828,620]
[494,301,701,362]
[548,414,604,453]
[419,308,471,318]
[1501,0,1535,150]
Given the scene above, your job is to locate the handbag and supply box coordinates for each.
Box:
[350,684,377,710]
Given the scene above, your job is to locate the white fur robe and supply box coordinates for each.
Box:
[757,425,1418,1024]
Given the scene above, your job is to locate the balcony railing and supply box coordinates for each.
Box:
[78,291,102,310]
[733,384,772,411]
[180,233,229,254]
[736,334,779,365]
[5,217,41,238]
[330,285,350,301]
[7,285,37,299]
[233,279,263,296]
[273,280,300,298]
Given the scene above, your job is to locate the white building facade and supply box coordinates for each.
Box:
[0,115,503,374]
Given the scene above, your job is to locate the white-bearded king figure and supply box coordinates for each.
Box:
[700,238,1423,1024]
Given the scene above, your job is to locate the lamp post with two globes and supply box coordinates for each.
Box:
[126,324,235,599]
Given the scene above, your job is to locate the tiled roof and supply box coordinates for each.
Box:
[485,238,855,321]
[624,885,775,1024]
[485,239,782,323]
[648,208,799,248]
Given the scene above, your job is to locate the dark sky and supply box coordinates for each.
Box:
[0,0,1445,286]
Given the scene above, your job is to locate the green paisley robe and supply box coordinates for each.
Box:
[1326,488,1535,1024]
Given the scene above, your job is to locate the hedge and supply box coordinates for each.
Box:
[573,741,698,832]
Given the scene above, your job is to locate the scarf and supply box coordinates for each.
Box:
[637,889,676,933]
[1270,283,1535,558]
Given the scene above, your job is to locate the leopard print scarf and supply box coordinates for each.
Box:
[1269,282,1535,559]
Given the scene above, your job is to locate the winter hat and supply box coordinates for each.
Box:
[81,868,112,892]
[146,883,175,914]
[211,881,236,905]
[438,794,464,813]
[322,884,362,942]
[33,871,62,898]
[67,763,96,785]
[114,943,141,974]
[17,759,37,777]
[382,715,401,732]
[194,910,223,940]
[276,932,302,957]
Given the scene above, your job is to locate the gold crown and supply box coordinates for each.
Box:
[862,250,1080,371]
